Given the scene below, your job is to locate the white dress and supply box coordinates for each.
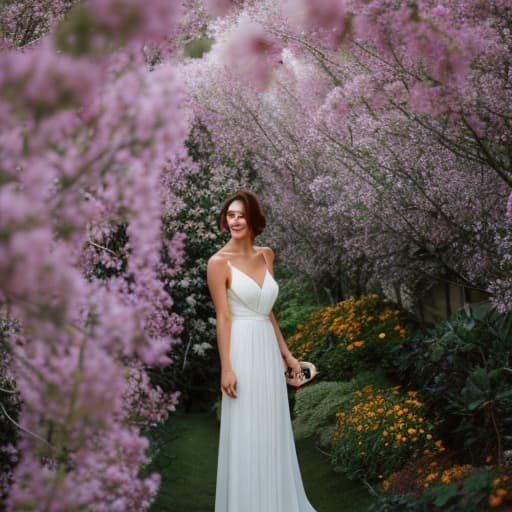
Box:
[215,262,316,512]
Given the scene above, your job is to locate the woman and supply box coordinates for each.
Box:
[207,190,316,512]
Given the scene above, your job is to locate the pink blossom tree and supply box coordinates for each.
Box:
[0,0,192,509]
[184,0,511,309]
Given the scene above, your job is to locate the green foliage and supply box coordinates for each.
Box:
[184,36,214,59]
[0,318,20,507]
[154,122,255,409]
[287,294,411,381]
[372,466,512,512]
[293,371,391,446]
[368,493,422,512]
[272,272,320,341]
[389,302,512,464]
[293,381,352,444]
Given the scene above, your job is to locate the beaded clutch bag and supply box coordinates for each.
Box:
[285,361,318,388]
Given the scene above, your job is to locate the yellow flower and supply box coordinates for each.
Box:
[346,344,354,351]
[378,332,386,339]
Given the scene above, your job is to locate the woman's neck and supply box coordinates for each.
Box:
[226,236,255,255]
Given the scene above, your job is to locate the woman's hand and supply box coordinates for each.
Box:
[221,369,238,398]
[284,353,301,377]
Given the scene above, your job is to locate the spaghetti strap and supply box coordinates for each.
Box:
[260,250,269,271]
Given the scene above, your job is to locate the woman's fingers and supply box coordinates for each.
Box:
[221,378,237,398]
[223,386,237,398]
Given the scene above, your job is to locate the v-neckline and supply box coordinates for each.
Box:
[229,262,269,290]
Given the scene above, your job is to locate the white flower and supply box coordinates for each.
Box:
[192,342,213,357]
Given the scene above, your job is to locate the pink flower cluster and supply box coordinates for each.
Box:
[0,1,191,510]
[185,0,512,310]
[219,17,283,90]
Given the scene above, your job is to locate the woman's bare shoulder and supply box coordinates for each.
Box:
[208,249,230,270]
[255,245,275,262]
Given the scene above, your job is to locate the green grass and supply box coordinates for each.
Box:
[148,411,375,512]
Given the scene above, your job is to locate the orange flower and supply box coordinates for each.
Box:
[489,495,503,508]
[378,332,386,339]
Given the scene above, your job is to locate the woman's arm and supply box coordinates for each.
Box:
[261,247,301,375]
[269,312,300,373]
[207,255,238,398]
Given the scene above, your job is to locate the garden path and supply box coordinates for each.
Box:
[148,411,375,512]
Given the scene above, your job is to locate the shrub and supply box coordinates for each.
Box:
[287,294,410,381]
[272,274,319,341]
[155,124,255,409]
[372,466,512,512]
[389,303,512,464]
[331,384,444,480]
[0,319,20,508]
[292,370,392,446]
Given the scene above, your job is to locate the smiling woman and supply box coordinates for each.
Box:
[206,190,316,512]
[218,190,266,240]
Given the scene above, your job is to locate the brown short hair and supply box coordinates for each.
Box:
[218,190,266,237]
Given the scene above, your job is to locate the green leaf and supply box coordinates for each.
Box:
[432,485,458,506]
[467,399,489,411]
[495,388,512,401]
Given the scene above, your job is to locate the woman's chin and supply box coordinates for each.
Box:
[230,230,247,239]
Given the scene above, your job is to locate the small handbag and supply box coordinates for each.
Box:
[285,361,318,388]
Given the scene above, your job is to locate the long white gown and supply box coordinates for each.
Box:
[215,262,317,512]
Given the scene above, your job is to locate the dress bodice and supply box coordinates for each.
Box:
[227,262,279,320]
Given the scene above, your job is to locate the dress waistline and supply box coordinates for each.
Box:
[230,313,270,322]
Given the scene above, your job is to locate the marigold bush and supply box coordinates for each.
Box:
[287,295,410,380]
[332,384,443,480]
[372,465,512,512]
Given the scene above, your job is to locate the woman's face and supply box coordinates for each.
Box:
[226,200,251,240]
